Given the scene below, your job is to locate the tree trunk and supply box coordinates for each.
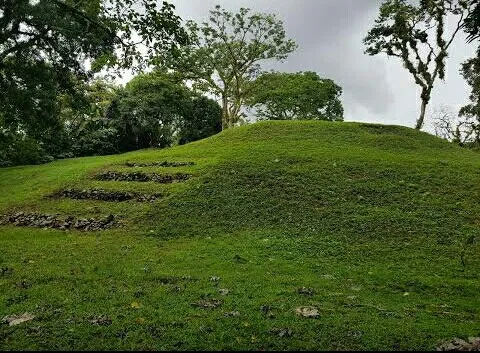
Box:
[415,89,430,130]
[221,94,229,130]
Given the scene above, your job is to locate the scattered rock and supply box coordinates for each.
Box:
[347,330,364,339]
[94,171,190,184]
[269,327,293,338]
[125,161,194,168]
[224,311,241,317]
[209,276,220,282]
[295,306,320,318]
[260,305,272,314]
[2,312,35,326]
[0,212,117,231]
[52,188,162,203]
[218,288,229,296]
[15,280,32,289]
[90,315,112,326]
[437,337,480,351]
[297,287,314,296]
[192,299,223,309]
[260,305,275,318]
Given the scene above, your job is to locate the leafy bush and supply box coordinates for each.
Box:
[70,128,119,157]
[0,131,52,167]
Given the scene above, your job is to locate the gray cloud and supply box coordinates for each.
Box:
[169,0,476,129]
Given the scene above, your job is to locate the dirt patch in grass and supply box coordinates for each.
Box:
[51,188,162,202]
[94,171,190,183]
[0,212,117,231]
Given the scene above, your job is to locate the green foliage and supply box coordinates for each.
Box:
[1,122,480,350]
[111,71,191,151]
[178,96,222,145]
[0,0,187,165]
[69,127,120,157]
[163,5,297,129]
[105,71,222,152]
[463,0,480,44]
[0,130,51,167]
[458,56,480,145]
[247,71,344,121]
[364,0,471,129]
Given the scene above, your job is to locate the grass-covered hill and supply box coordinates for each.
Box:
[1,121,479,351]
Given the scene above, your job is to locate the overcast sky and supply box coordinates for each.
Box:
[163,0,477,131]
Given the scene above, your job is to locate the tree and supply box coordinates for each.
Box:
[59,79,121,157]
[178,96,222,145]
[0,0,187,161]
[432,106,478,145]
[364,0,471,130]
[246,71,344,121]
[458,56,480,145]
[106,71,222,152]
[431,56,480,147]
[163,5,297,129]
[463,0,480,43]
[108,72,191,151]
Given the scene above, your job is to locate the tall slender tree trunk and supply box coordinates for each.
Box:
[416,88,431,130]
[416,100,427,130]
[221,94,229,130]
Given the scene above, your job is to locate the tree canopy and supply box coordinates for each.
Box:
[106,71,222,152]
[0,0,187,156]
[364,0,471,130]
[463,0,480,44]
[163,5,297,129]
[247,71,344,121]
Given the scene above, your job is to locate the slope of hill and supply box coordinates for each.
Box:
[1,121,479,350]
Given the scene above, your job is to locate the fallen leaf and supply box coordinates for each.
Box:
[295,306,319,318]
[3,312,35,326]
[130,301,142,309]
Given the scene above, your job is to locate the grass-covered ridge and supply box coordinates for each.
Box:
[1,121,479,351]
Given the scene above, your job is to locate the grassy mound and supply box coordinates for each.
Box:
[1,121,479,350]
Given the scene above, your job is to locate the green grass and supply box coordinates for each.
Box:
[1,121,479,350]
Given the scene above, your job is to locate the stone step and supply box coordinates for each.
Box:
[0,212,118,231]
[51,188,162,202]
[94,171,190,183]
[125,161,194,168]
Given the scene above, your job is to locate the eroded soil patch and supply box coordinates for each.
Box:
[0,212,117,231]
[125,161,194,167]
[52,188,162,202]
[94,171,190,183]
